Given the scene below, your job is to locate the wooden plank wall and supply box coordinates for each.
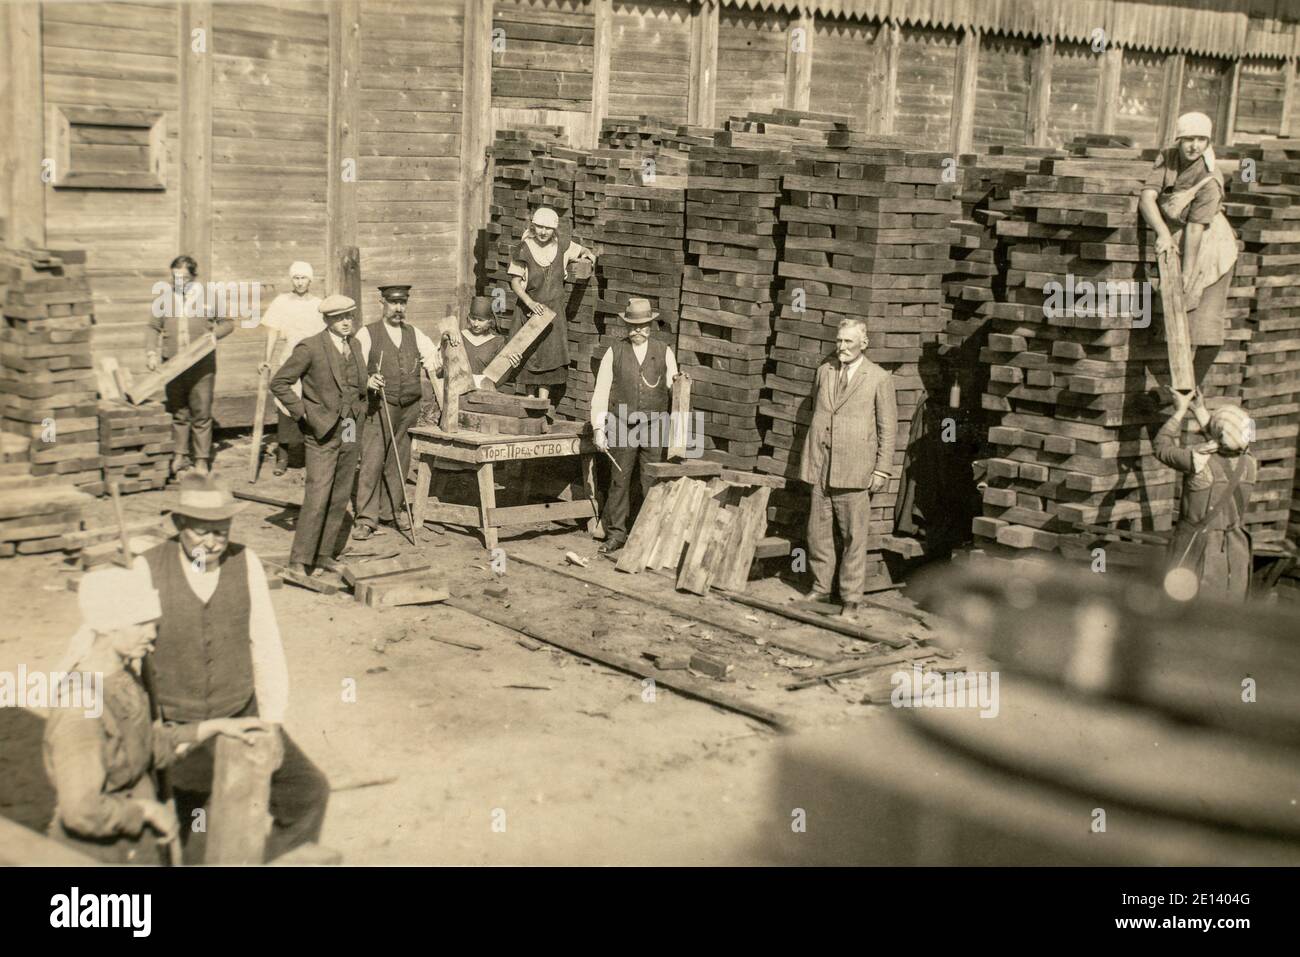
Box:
[809,15,878,132]
[1045,40,1101,148]
[973,33,1032,148]
[210,1,329,400]
[714,4,788,120]
[357,0,463,330]
[41,2,179,377]
[1236,57,1286,134]
[1116,48,1167,147]
[894,24,956,150]
[608,0,691,122]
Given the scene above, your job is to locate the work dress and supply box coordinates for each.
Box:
[1143,148,1238,347]
[1153,416,1257,602]
[509,238,571,387]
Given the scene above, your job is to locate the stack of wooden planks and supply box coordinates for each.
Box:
[614,461,780,594]
[974,137,1182,555]
[0,468,93,558]
[97,400,174,493]
[680,142,791,470]
[756,141,959,584]
[1221,141,1300,550]
[1,248,103,496]
[458,389,550,436]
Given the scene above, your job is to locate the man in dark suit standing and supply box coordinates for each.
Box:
[799,318,897,615]
[270,295,373,576]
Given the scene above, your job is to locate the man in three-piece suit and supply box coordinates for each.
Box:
[799,318,897,615]
[270,295,373,576]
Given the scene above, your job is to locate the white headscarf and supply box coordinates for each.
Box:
[57,558,160,674]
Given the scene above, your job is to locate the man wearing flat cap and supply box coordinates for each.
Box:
[136,471,330,863]
[271,295,369,574]
[589,297,680,554]
[258,261,323,475]
[351,284,451,540]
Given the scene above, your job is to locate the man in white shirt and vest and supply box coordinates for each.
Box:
[141,471,330,863]
[589,298,680,554]
[798,318,897,615]
[352,284,450,540]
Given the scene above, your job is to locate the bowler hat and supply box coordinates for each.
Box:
[167,471,248,522]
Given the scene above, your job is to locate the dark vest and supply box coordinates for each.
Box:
[143,539,255,723]
[365,321,422,407]
[608,339,671,417]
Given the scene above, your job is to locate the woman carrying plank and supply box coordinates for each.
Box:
[507,206,596,404]
[1154,388,1257,603]
[1138,111,1239,388]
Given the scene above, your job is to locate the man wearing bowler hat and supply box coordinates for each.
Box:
[589,297,681,554]
[271,295,370,575]
[138,471,331,863]
[352,284,452,540]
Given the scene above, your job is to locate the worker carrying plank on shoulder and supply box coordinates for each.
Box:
[507,206,596,405]
[257,261,324,476]
[43,562,264,864]
[352,284,457,540]
[799,318,897,617]
[589,297,681,555]
[146,255,235,478]
[1155,388,1257,603]
[140,471,330,863]
[1139,111,1239,389]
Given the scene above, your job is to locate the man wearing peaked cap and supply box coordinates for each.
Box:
[271,295,370,573]
[351,283,452,539]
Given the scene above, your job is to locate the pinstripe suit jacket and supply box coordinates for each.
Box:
[798,356,898,490]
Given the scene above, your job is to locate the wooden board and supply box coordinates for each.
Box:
[125,334,216,404]
[481,304,555,383]
[1156,248,1195,392]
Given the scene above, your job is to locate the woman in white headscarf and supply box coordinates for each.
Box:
[43,561,263,863]
[1153,388,1257,603]
[258,262,323,474]
[1139,111,1239,387]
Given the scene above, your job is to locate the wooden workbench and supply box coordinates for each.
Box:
[408,423,601,550]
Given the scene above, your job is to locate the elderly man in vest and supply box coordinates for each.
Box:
[590,298,680,554]
[799,318,897,615]
[271,295,370,575]
[141,471,330,863]
[352,284,450,540]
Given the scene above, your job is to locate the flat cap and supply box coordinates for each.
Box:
[318,294,356,317]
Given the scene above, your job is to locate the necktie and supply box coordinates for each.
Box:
[837,364,849,400]
[176,283,191,350]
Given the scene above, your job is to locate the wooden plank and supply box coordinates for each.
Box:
[459,0,494,310]
[590,0,611,148]
[481,304,555,383]
[358,580,449,607]
[1280,57,1296,138]
[950,26,979,155]
[668,371,691,460]
[1096,42,1122,135]
[615,478,674,572]
[1221,58,1241,145]
[179,2,213,276]
[711,485,771,592]
[783,7,813,112]
[1157,249,1195,392]
[715,590,913,649]
[1158,53,1185,147]
[871,19,899,135]
[676,486,733,594]
[327,0,360,298]
[642,460,720,480]
[340,553,432,586]
[1027,38,1053,147]
[5,3,45,248]
[125,335,216,403]
[206,732,278,865]
[688,0,718,128]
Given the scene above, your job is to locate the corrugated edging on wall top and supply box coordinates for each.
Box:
[723,0,1286,58]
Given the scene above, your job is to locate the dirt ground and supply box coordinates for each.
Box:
[0,435,933,865]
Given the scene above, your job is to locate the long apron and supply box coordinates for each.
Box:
[1157,170,1238,347]
[512,240,570,386]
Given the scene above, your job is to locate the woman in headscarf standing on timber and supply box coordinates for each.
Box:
[507,206,596,404]
[1154,388,1257,603]
[1139,111,1239,388]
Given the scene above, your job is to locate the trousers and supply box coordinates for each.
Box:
[806,446,872,600]
[356,400,421,526]
[165,352,216,465]
[291,417,361,566]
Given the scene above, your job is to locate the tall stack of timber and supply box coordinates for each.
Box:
[756,142,958,583]
[1221,142,1300,551]
[974,137,1183,557]
[680,142,792,469]
[1,249,103,497]
[97,400,173,493]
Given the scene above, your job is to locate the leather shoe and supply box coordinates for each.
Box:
[393,514,412,532]
[317,557,345,575]
[352,524,375,541]
[598,537,626,555]
[839,600,861,617]
[287,562,311,577]
[802,588,832,603]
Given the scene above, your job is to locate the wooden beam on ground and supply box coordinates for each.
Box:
[178,2,213,276]
[458,0,494,311]
[872,19,900,134]
[591,0,612,147]
[1221,57,1241,145]
[1027,38,1054,147]
[784,7,814,112]
[3,3,44,248]
[327,1,360,299]
[1096,43,1123,135]
[688,0,719,127]
[206,732,278,865]
[1158,53,1185,146]
[950,26,980,156]
[233,488,301,510]
[446,593,790,730]
[714,590,913,648]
